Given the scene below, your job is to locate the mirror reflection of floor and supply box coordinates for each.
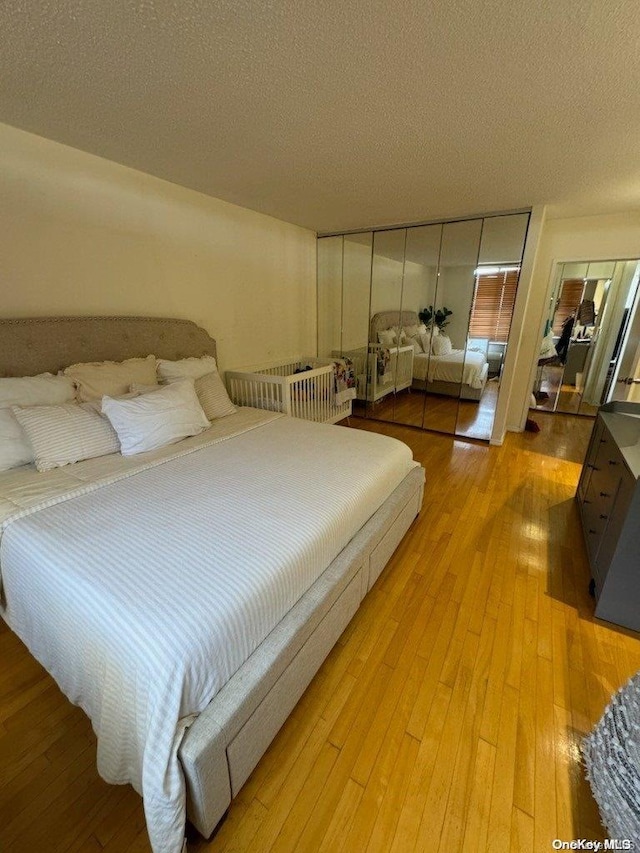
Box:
[534,364,598,415]
[353,380,499,441]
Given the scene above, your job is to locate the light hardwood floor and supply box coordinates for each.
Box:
[2,412,639,852]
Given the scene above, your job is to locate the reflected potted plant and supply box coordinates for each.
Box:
[419,306,453,330]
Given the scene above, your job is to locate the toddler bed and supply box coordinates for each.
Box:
[0,316,424,853]
[370,310,489,401]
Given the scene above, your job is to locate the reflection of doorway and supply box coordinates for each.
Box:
[534,259,640,416]
[609,278,640,403]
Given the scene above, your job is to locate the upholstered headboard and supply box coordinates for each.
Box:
[369,310,420,343]
[0,316,217,378]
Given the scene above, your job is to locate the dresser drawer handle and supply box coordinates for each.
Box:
[608,460,617,465]
[599,514,608,520]
[589,529,597,534]
[587,464,600,471]
[600,492,610,498]
[584,499,592,504]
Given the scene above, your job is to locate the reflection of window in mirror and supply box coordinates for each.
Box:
[469,265,520,378]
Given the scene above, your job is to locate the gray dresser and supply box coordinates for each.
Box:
[576,401,640,632]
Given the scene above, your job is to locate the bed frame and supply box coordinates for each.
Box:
[0,316,425,840]
[370,310,488,402]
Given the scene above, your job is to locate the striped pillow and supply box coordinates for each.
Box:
[156,356,236,420]
[11,402,120,472]
[0,373,77,471]
[194,372,237,420]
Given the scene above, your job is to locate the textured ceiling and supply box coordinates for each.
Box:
[2,0,640,233]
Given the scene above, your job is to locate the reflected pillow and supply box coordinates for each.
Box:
[418,332,433,354]
[377,329,396,347]
[404,324,421,339]
[432,335,453,356]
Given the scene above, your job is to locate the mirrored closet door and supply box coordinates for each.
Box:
[318,211,530,441]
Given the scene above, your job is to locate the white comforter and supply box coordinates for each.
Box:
[413,348,487,389]
[0,408,416,853]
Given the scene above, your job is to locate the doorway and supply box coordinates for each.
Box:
[533,259,640,416]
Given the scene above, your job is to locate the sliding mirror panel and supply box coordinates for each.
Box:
[367,228,408,422]
[342,232,373,417]
[459,212,529,439]
[608,264,640,404]
[420,219,481,434]
[399,224,443,427]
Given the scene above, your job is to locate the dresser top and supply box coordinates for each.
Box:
[601,411,640,478]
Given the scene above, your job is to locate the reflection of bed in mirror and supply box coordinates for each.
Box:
[370,311,489,402]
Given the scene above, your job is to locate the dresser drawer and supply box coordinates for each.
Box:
[576,405,640,632]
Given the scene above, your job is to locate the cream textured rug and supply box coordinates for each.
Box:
[583,672,640,844]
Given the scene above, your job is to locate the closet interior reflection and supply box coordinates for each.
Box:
[318,212,530,441]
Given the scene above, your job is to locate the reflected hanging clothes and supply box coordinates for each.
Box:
[578,299,596,326]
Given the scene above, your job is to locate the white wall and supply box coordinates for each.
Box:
[500,209,640,436]
[0,123,317,372]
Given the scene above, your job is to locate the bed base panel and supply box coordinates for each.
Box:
[227,571,362,796]
[179,464,425,839]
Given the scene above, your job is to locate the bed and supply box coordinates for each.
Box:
[370,310,489,401]
[0,316,425,853]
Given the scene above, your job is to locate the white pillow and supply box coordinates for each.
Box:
[194,372,237,419]
[377,329,396,347]
[64,355,158,402]
[409,338,423,355]
[432,335,453,356]
[101,379,210,456]
[418,332,433,354]
[404,324,420,339]
[11,402,120,472]
[0,373,77,471]
[157,355,219,383]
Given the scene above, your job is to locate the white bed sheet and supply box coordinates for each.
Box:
[412,348,487,389]
[0,408,416,853]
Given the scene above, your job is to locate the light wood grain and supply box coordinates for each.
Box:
[1,410,638,853]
